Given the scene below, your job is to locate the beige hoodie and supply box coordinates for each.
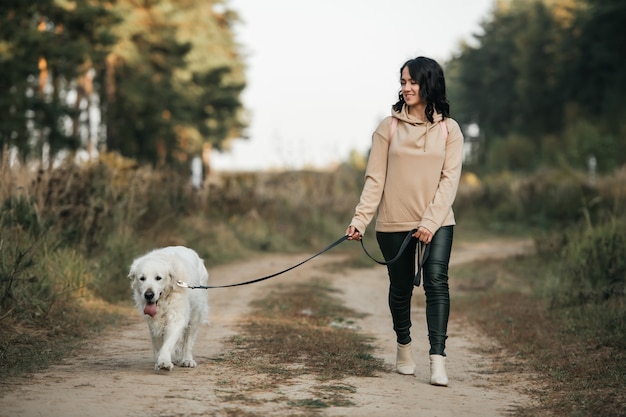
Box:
[350,104,464,235]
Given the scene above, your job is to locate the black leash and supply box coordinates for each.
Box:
[359,228,430,287]
[359,228,417,265]
[177,234,349,289]
[177,229,426,290]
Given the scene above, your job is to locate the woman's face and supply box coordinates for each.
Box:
[400,66,422,107]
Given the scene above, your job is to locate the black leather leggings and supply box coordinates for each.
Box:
[376,226,453,356]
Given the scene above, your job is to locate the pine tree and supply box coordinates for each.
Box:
[0,0,118,165]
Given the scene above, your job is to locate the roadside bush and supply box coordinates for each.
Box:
[454,167,624,231]
[88,232,142,304]
[206,168,361,248]
[1,195,44,236]
[561,118,619,173]
[551,220,626,306]
[514,169,598,227]
[0,224,92,325]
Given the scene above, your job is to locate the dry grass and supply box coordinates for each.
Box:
[215,279,385,413]
[452,255,626,417]
[0,298,124,381]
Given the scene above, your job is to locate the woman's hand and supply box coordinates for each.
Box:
[413,226,433,244]
[346,225,362,241]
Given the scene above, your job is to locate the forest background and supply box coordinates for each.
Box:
[1,1,625,416]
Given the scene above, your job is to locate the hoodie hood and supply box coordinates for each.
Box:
[391,103,443,124]
[391,104,444,151]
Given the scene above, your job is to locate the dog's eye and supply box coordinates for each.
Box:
[155,276,162,281]
[139,276,146,281]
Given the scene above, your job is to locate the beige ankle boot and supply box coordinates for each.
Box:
[429,354,449,386]
[396,342,416,375]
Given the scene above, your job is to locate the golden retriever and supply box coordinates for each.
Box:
[128,246,209,371]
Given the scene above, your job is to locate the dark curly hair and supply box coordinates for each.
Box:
[392,56,450,123]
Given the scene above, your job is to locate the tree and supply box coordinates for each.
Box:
[0,0,118,165]
[446,0,626,171]
[1,0,246,172]
[104,0,246,168]
[558,0,626,126]
[103,0,192,166]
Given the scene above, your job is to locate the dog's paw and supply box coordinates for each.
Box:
[178,358,197,368]
[155,359,174,371]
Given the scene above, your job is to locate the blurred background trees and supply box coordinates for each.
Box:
[1,0,624,175]
[0,0,118,164]
[447,0,626,174]
[0,0,245,171]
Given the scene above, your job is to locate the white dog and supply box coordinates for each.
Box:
[128,246,209,371]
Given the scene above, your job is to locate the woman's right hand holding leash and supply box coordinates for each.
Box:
[346,225,362,241]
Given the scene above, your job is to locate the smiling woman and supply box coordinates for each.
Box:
[346,55,463,386]
[213,0,494,171]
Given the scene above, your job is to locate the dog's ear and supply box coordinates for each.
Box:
[128,259,139,281]
[169,268,179,289]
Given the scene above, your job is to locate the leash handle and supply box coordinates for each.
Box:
[359,229,417,265]
[360,228,430,287]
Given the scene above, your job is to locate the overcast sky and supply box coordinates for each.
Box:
[211,0,495,171]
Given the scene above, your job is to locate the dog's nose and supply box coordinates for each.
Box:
[144,290,155,301]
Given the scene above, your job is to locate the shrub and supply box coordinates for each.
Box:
[561,118,619,173]
[551,220,626,306]
[454,167,624,231]
[0,225,93,324]
[1,195,44,236]
[514,169,598,227]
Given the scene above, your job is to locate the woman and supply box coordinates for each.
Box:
[346,56,463,386]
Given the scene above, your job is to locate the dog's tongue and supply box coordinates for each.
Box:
[144,303,157,317]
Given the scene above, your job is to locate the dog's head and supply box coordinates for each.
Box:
[128,256,177,318]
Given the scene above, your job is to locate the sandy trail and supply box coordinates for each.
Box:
[0,238,535,417]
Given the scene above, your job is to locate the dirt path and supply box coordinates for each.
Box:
[0,238,535,417]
